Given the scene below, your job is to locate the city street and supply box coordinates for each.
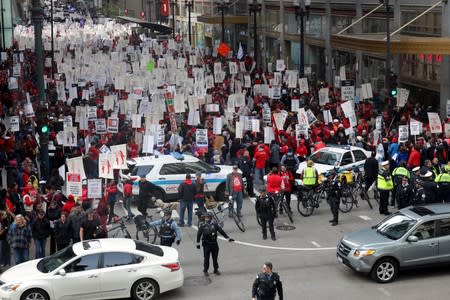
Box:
[114,196,450,300]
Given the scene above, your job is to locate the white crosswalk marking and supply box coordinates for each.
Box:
[359,215,372,221]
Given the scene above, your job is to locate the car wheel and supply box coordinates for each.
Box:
[216,184,226,202]
[151,188,166,203]
[131,278,160,300]
[371,258,398,283]
[20,289,49,300]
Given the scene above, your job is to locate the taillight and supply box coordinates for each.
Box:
[163,262,180,272]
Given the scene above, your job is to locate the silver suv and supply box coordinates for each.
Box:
[337,204,450,283]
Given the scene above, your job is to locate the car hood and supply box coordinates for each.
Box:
[342,227,394,249]
[296,161,334,175]
[0,259,44,283]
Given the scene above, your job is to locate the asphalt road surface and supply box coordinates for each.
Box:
[110,195,450,300]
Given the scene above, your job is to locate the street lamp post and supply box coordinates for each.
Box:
[170,0,177,39]
[216,1,229,43]
[248,0,261,69]
[185,0,193,46]
[31,0,49,180]
[383,0,392,95]
[1,0,5,48]
[294,0,310,78]
[50,0,55,79]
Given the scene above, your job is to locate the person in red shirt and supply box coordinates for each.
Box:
[123,180,134,220]
[127,139,139,158]
[88,142,100,178]
[407,145,421,169]
[62,195,76,216]
[266,167,282,194]
[225,166,245,217]
[254,145,269,185]
[280,165,294,213]
[296,139,308,162]
[314,137,326,152]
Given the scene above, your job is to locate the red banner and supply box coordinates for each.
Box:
[161,0,169,17]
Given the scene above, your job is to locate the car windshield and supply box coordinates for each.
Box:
[374,212,417,240]
[309,150,342,166]
[37,246,77,273]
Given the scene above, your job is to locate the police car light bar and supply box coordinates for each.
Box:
[170,152,185,161]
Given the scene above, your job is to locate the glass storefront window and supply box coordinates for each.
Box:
[401,54,440,82]
[402,12,441,36]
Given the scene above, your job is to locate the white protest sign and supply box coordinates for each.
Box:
[95,119,107,134]
[428,112,442,134]
[99,153,114,179]
[143,135,154,153]
[398,125,409,143]
[213,117,222,135]
[341,80,355,101]
[110,144,127,169]
[9,116,20,132]
[361,83,373,99]
[339,65,346,81]
[299,78,309,94]
[273,112,287,131]
[264,127,275,144]
[376,116,383,130]
[306,109,317,126]
[323,110,333,124]
[410,119,421,136]
[196,129,208,148]
[88,179,102,199]
[64,127,78,147]
[319,88,329,105]
[276,59,285,71]
[397,88,409,107]
[156,126,165,147]
[445,123,450,138]
[66,173,82,197]
[107,117,119,133]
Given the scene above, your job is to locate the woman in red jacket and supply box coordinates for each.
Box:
[407,145,421,169]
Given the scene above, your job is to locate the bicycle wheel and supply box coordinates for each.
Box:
[136,227,158,244]
[339,194,354,213]
[297,197,315,217]
[281,201,294,224]
[233,213,246,232]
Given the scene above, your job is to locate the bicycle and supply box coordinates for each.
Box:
[134,214,158,244]
[228,196,246,232]
[195,201,227,228]
[296,183,321,217]
[107,216,132,239]
[350,168,374,209]
[256,191,294,225]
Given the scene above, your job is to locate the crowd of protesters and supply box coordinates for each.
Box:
[0,15,449,268]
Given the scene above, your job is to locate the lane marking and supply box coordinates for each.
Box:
[359,215,372,221]
[311,241,321,248]
[192,225,336,251]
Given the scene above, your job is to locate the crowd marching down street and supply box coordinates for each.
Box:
[1,13,450,291]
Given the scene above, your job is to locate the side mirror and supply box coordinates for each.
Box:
[58,269,66,276]
[407,235,419,243]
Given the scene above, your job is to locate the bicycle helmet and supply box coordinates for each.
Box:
[203,211,214,218]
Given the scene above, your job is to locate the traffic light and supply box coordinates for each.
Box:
[389,72,398,97]
[39,123,49,134]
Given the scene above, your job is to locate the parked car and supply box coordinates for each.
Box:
[0,238,183,300]
[337,204,450,283]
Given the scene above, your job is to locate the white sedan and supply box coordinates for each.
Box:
[0,239,183,300]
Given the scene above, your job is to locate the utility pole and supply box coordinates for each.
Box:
[295,0,310,78]
[0,0,5,48]
[217,1,228,43]
[248,0,261,69]
[50,0,55,79]
[185,0,193,46]
[31,0,49,180]
[384,0,392,94]
[170,0,177,38]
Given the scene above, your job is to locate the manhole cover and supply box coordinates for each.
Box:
[276,225,296,231]
[183,276,212,287]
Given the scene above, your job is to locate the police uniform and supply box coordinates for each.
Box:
[395,180,413,209]
[302,167,318,188]
[391,166,410,206]
[252,272,283,300]
[435,169,450,203]
[196,219,230,274]
[377,164,393,215]
[149,216,181,247]
[282,153,298,177]
[255,193,276,240]
[326,172,341,226]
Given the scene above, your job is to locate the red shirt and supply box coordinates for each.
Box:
[232,175,243,192]
[254,150,269,169]
[280,171,294,192]
[123,182,133,197]
[408,148,421,168]
[266,174,283,193]
[89,146,100,161]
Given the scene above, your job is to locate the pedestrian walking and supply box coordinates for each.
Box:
[138,177,158,216]
[255,188,276,240]
[123,179,134,220]
[149,209,181,247]
[196,212,234,276]
[194,172,206,210]
[80,209,101,241]
[8,214,32,265]
[178,174,196,227]
[31,210,51,258]
[396,176,413,209]
[364,151,379,192]
[68,203,85,243]
[252,262,283,300]
[225,166,244,217]
[54,211,72,250]
[106,180,118,224]
[238,151,256,197]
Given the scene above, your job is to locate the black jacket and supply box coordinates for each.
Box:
[178,181,196,202]
[31,218,51,240]
[396,183,413,209]
[422,180,438,204]
[196,221,229,245]
[255,195,276,217]
[54,220,72,244]
[138,180,158,201]
[364,157,379,179]
[238,156,254,176]
[252,272,283,300]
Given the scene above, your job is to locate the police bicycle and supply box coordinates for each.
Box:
[295,181,322,217]
[261,191,294,224]
[228,196,246,232]
[195,202,227,228]
[134,214,158,244]
[107,216,132,238]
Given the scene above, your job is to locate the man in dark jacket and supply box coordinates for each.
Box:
[238,151,256,197]
[54,212,72,250]
[364,151,379,191]
[252,262,283,300]
[178,174,196,227]
[31,211,51,259]
[137,177,158,216]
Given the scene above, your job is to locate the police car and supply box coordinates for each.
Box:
[297,145,371,176]
[118,153,234,202]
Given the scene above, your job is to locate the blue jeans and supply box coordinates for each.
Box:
[125,196,134,218]
[254,168,265,185]
[34,238,47,259]
[179,200,193,226]
[13,248,29,265]
[229,191,243,216]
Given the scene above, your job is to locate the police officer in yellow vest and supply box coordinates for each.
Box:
[435,165,450,203]
[377,161,393,215]
[302,160,319,189]
[391,161,410,207]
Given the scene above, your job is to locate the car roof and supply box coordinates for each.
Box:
[72,238,136,255]
[129,154,199,166]
[402,204,450,220]
[315,145,366,154]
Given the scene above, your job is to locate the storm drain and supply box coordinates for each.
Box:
[183,276,212,287]
[276,225,296,231]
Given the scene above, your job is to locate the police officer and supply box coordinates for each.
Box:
[255,187,276,240]
[391,161,410,206]
[252,262,283,300]
[377,161,393,215]
[421,171,438,203]
[280,148,299,178]
[196,212,234,276]
[435,165,450,203]
[238,151,256,197]
[301,160,318,189]
[326,170,341,226]
[396,176,413,209]
[149,209,181,247]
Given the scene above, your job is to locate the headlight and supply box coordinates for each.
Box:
[1,283,22,292]
[353,249,376,257]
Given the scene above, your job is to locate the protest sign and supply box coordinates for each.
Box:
[66,173,82,197]
[196,129,208,147]
[88,179,102,199]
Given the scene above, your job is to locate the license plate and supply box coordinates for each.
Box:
[337,256,343,264]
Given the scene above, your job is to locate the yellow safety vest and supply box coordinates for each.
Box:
[303,167,317,186]
[377,172,393,191]
[435,173,450,183]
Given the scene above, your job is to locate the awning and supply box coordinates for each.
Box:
[332,34,450,55]
[196,15,248,25]
[117,16,173,35]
